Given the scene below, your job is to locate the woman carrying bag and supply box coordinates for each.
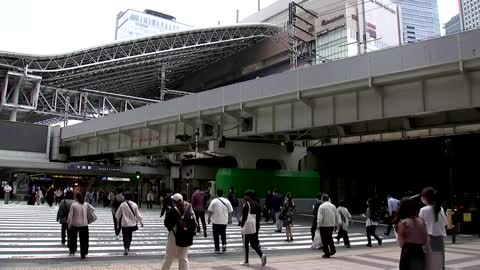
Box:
[67,192,95,259]
[240,190,267,267]
[115,191,143,256]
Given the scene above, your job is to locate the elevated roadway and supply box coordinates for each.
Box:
[61,30,480,157]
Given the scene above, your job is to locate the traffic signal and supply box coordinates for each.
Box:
[135,171,141,180]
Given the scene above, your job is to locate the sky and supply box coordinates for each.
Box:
[0,0,462,54]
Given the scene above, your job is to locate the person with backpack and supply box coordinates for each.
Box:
[240,190,267,267]
[116,191,144,256]
[365,198,383,247]
[56,190,75,246]
[162,193,197,270]
[208,189,233,254]
[336,201,352,248]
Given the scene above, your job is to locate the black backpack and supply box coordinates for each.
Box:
[174,205,197,247]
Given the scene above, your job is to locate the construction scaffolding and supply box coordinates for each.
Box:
[288,2,318,69]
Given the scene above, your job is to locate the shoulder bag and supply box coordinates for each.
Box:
[218,198,229,211]
[241,202,256,235]
[86,203,97,224]
[126,202,139,231]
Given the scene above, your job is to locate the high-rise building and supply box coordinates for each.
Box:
[460,0,480,31]
[445,14,462,35]
[392,0,441,43]
[115,9,192,40]
[242,0,402,63]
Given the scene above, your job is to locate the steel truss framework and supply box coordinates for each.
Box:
[0,24,279,97]
[0,24,280,123]
[0,71,160,125]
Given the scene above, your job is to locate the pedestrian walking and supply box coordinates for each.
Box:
[67,192,93,259]
[147,189,154,209]
[396,197,428,270]
[282,193,295,242]
[116,191,144,255]
[240,190,267,267]
[106,190,114,207]
[227,187,240,225]
[57,190,75,246]
[111,189,125,240]
[365,198,383,247]
[317,194,338,258]
[92,190,98,207]
[85,189,93,205]
[162,193,196,270]
[54,188,63,205]
[265,190,274,223]
[419,187,447,270]
[36,187,44,205]
[3,183,12,205]
[208,189,233,253]
[385,195,400,236]
[191,187,208,238]
[161,189,174,217]
[28,185,36,205]
[272,189,283,233]
[46,186,55,207]
[336,201,352,248]
[311,193,323,241]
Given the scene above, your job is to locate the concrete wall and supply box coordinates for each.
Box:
[62,30,480,158]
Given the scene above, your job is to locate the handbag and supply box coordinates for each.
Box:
[86,203,97,224]
[241,202,256,235]
[126,201,139,231]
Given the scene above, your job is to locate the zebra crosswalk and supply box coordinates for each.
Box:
[0,204,396,259]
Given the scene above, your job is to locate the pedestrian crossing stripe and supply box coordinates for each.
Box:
[0,205,395,259]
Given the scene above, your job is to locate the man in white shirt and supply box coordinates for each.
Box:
[3,183,12,205]
[385,195,400,236]
[208,189,233,254]
[317,194,338,258]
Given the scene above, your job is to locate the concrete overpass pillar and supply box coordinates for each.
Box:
[208,140,307,170]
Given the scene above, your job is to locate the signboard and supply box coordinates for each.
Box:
[463,212,472,222]
[67,163,121,173]
[106,177,130,182]
[0,121,48,153]
[321,14,345,26]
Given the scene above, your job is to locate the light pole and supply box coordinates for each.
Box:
[445,138,456,243]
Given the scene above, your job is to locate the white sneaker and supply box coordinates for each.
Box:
[240,261,250,267]
[261,254,267,266]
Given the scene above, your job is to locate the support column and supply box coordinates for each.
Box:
[9,81,21,122]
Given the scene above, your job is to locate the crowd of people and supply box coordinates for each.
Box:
[309,187,448,270]
[56,188,143,259]
[2,182,449,270]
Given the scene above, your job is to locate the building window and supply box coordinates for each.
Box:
[130,14,139,21]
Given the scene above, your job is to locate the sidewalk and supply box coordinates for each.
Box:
[3,240,480,270]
